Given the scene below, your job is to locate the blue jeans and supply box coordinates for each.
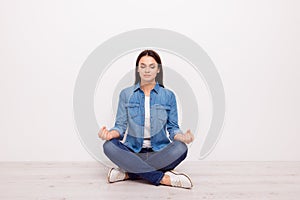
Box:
[103,139,188,186]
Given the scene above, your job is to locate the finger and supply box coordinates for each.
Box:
[105,132,111,140]
[98,129,104,138]
[98,126,106,138]
[100,129,108,140]
[187,132,193,144]
[182,135,188,144]
[104,129,109,136]
[187,129,192,135]
[189,135,193,143]
[186,134,192,143]
[100,131,106,140]
[99,132,105,140]
[106,132,112,140]
[184,137,189,144]
[102,130,107,140]
[103,132,107,140]
[187,130,193,138]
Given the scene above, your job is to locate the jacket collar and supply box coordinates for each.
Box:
[133,81,160,94]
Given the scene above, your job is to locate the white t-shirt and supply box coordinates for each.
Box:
[142,96,151,148]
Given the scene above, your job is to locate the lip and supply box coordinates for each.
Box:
[143,75,151,77]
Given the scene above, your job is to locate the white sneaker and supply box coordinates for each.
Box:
[165,170,193,189]
[107,168,126,183]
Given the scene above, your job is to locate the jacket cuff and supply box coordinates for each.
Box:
[169,129,183,141]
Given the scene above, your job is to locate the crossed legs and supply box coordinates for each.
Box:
[103,139,188,186]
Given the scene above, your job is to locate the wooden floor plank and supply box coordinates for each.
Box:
[0,161,299,200]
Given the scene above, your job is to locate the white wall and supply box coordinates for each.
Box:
[0,0,299,161]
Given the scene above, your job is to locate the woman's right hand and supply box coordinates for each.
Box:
[98,126,120,140]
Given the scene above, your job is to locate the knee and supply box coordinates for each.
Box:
[172,141,188,159]
[103,140,112,157]
[174,140,188,153]
[103,139,119,157]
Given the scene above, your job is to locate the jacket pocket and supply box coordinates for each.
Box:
[126,103,140,118]
[152,104,169,121]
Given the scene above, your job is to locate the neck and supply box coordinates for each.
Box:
[140,81,156,95]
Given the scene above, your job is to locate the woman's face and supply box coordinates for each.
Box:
[137,55,160,84]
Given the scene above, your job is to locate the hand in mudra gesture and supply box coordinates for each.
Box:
[174,129,194,144]
[98,126,120,141]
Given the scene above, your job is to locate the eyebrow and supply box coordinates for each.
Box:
[140,63,156,66]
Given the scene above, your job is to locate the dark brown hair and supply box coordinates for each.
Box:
[134,49,164,87]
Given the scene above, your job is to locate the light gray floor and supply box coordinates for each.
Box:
[0,161,300,200]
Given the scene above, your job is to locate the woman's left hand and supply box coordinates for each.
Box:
[174,129,194,144]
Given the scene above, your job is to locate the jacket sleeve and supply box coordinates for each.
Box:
[109,90,128,140]
[167,92,183,141]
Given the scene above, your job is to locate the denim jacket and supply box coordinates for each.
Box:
[109,81,183,153]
